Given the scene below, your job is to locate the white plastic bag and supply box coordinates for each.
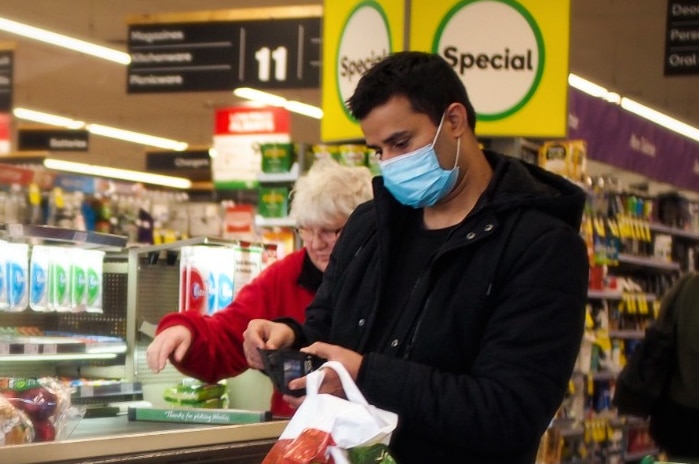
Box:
[262,361,398,464]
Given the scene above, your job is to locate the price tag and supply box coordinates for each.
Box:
[43,344,58,355]
[0,343,9,356]
[24,344,40,355]
[7,223,24,236]
[121,383,135,394]
[81,385,94,398]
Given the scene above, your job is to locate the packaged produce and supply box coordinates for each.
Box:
[0,395,34,445]
[0,377,83,444]
[163,379,228,409]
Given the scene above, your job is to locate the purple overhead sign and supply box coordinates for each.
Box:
[568,88,699,193]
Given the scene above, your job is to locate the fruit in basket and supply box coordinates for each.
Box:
[33,419,56,442]
[17,387,58,421]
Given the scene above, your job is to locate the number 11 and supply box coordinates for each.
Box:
[255,46,288,82]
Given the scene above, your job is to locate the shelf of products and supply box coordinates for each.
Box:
[0,225,129,368]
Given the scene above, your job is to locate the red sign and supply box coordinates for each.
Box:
[214,106,291,136]
[0,163,38,186]
[0,113,10,154]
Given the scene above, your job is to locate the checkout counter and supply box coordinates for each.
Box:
[0,415,287,464]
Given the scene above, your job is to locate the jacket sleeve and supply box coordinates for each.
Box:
[357,226,589,456]
[156,259,295,383]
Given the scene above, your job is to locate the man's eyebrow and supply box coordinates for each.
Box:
[367,131,410,150]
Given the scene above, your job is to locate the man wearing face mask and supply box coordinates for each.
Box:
[243,51,589,463]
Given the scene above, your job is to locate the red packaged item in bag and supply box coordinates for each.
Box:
[261,362,397,464]
[263,428,335,464]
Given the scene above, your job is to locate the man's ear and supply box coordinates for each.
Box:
[445,103,469,138]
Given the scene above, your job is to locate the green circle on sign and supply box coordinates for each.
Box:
[432,0,545,122]
[336,1,392,121]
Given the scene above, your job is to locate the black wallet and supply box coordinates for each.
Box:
[258,348,326,397]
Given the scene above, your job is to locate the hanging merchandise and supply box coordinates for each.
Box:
[29,245,51,312]
[537,140,587,182]
[4,243,29,313]
[179,246,236,315]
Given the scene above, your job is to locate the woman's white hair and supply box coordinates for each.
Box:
[290,158,373,227]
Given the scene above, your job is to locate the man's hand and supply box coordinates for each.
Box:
[243,319,296,370]
[146,325,192,373]
[283,342,363,408]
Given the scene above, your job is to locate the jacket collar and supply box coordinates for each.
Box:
[297,250,324,292]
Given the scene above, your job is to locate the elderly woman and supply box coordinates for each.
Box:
[146,159,373,417]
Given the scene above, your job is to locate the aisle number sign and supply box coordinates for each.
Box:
[321,0,405,141]
[126,8,321,93]
[411,0,571,137]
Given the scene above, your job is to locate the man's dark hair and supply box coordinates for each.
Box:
[346,51,477,131]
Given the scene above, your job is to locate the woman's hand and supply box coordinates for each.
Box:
[145,325,192,373]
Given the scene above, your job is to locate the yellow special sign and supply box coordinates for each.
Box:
[321,0,405,142]
[410,0,571,138]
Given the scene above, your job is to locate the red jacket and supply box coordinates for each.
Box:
[156,248,319,417]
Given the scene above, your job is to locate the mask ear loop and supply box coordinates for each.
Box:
[451,137,461,170]
[431,113,447,146]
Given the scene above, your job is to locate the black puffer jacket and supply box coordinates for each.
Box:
[291,151,589,463]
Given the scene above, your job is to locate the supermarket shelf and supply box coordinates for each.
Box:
[74,381,143,399]
[0,223,127,250]
[649,223,699,242]
[127,236,240,255]
[0,353,120,361]
[617,253,681,272]
[0,334,126,361]
[587,290,656,301]
[256,163,300,183]
[608,330,645,339]
[254,215,296,228]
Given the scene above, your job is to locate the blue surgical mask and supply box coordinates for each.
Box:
[379,114,460,208]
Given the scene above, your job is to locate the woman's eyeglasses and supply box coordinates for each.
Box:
[296,226,343,243]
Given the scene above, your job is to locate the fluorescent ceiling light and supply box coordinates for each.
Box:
[0,17,131,65]
[284,100,324,119]
[620,97,699,143]
[13,107,85,129]
[233,87,287,106]
[569,72,699,143]
[568,74,620,104]
[44,159,192,189]
[86,123,188,151]
[233,87,324,119]
[13,107,188,151]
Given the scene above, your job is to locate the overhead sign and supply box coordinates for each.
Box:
[127,12,321,93]
[17,128,89,152]
[0,163,41,186]
[211,106,291,189]
[0,46,13,112]
[569,87,699,193]
[321,0,405,141]
[664,0,699,76]
[411,0,571,138]
[146,148,212,181]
